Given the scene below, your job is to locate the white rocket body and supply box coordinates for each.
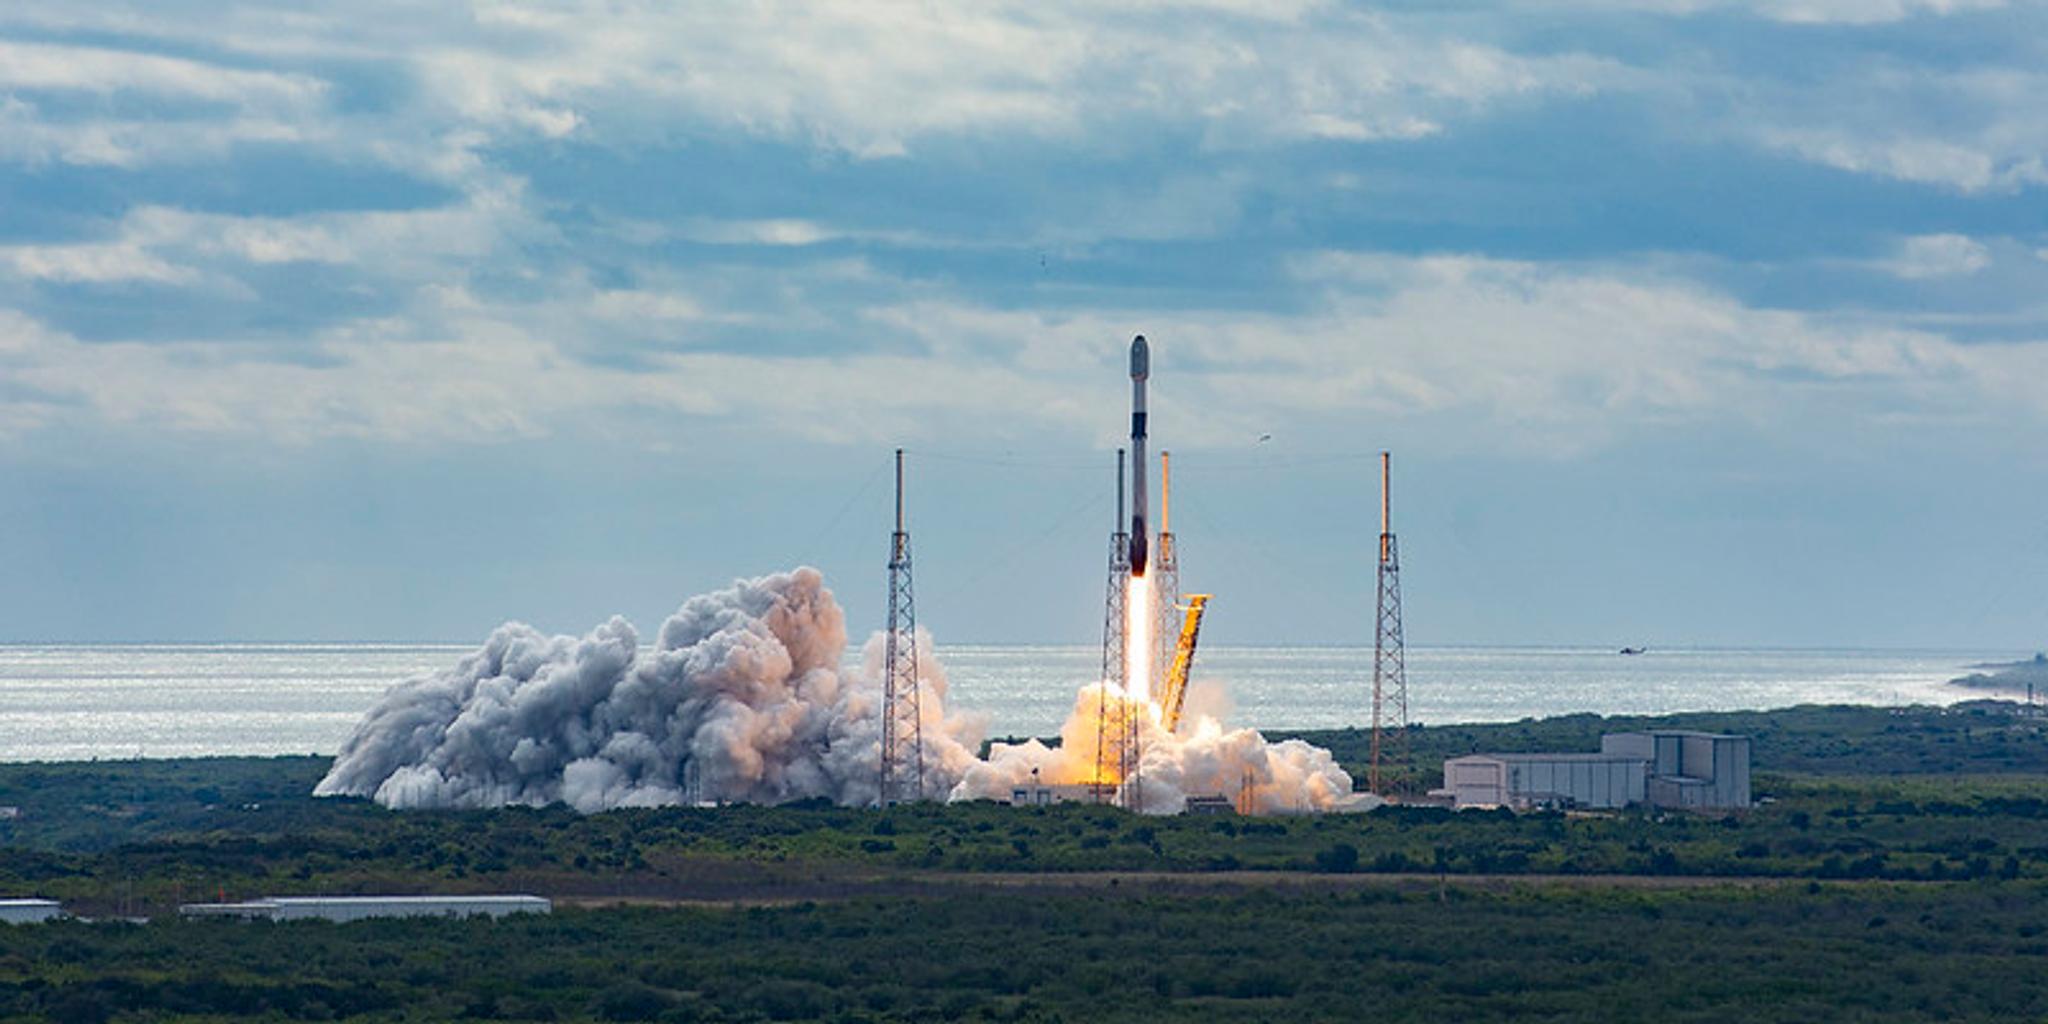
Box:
[1129,334,1150,577]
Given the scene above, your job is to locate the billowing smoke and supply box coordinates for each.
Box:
[319,567,1375,815]
[949,683,1371,815]
[316,568,983,810]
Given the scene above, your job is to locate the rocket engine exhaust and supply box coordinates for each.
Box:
[1128,334,1150,577]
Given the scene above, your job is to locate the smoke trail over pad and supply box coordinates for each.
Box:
[318,567,1372,815]
[949,683,1373,814]
[316,568,984,810]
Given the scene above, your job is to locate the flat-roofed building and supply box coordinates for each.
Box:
[1603,730,1751,809]
[1437,731,1752,811]
[1006,783,1103,806]
[180,895,550,922]
[0,899,63,924]
[1438,752,1648,810]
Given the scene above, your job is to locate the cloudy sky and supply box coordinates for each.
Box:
[1,1,2044,647]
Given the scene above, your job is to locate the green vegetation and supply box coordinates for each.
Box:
[1,704,2046,917]
[4,703,2047,1021]
[4,883,2047,1022]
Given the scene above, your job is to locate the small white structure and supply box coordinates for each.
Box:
[179,895,550,922]
[1007,783,1102,806]
[0,899,64,924]
[1436,731,1751,811]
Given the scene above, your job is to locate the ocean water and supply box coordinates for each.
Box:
[0,643,2015,763]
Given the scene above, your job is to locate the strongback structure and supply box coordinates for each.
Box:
[879,448,924,805]
[1370,451,1410,796]
[1095,449,1137,807]
[1154,451,1180,702]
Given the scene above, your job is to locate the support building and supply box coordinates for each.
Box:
[179,895,550,922]
[1436,731,1750,811]
[0,899,63,925]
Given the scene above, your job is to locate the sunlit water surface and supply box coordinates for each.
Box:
[0,643,2014,761]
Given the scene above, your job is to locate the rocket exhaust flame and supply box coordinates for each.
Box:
[1127,571,1154,706]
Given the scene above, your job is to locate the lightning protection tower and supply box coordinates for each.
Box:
[1095,449,1133,805]
[879,448,924,805]
[1369,451,1410,797]
[1154,450,1180,702]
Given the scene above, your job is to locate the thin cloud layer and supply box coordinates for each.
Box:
[0,0,2041,454]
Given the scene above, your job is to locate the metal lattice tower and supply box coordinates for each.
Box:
[1370,451,1410,797]
[1153,451,1179,702]
[879,448,924,805]
[1095,449,1133,805]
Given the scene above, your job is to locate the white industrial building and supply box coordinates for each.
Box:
[1603,730,1751,810]
[0,899,63,924]
[1435,730,1750,811]
[1006,783,1105,806]
[1440,752,1647,810]
[179,895,550,922]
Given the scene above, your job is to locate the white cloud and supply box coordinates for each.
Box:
[1884,234,1992,279]
[1512,0,2007,22]
[0,242,196,285]
[676,219,837,247]
[1,2,1627,170]
[6,251,2027,453]
[0,39,324,104]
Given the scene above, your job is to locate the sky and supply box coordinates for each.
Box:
[0,0,2044,648]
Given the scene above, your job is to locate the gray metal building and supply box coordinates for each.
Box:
[1440,753,1647,810]
[1437,730,1751,811]
[0,898,63,924]
[1603,730,1751,809]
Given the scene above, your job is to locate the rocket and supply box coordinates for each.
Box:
[1128,334,1150,577]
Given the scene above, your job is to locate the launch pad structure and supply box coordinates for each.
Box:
[1094,449,1140,810]
[1155,451,1180,703]
[873,333,1400,815]
[879,448,924,806]
[1370,451,1410,796]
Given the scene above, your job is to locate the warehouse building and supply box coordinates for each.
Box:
[1440,752,1647,810]
[1435,730,1750,811]
[1603,730,1751,810]
[179,895,550,922]
[0,899,63,924]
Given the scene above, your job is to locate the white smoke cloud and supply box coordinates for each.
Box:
[318,567,1371,815]
[949,683,1372,815]
[315,567,983,810]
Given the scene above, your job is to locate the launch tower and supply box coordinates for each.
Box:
[1369,451,1409,796]
[1154,451,1179,700]
[879,448,924,805]
[1094,449,1135,805]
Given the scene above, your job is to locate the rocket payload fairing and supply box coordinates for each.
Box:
[1128,334,1150,577]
